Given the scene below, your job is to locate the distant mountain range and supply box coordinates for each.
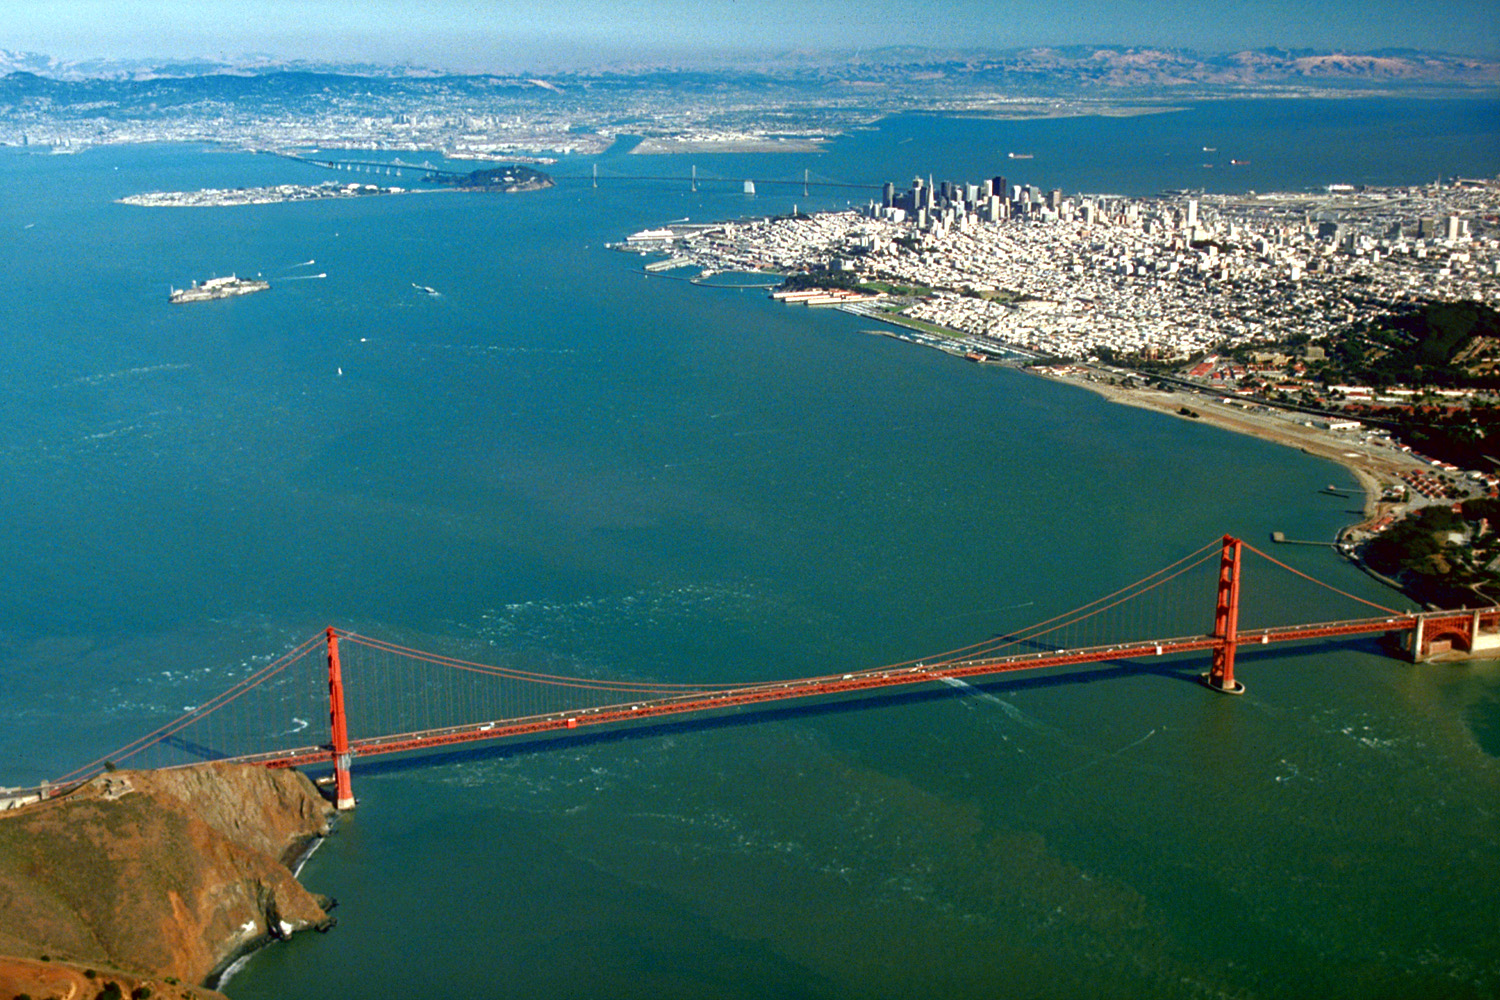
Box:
[2,45,1497,90]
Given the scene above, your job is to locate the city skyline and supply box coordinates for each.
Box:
[5,0,1498,72]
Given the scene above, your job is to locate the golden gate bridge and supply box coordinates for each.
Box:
[40,536,1500,811]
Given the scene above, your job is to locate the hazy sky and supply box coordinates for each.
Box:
[6,0,1498,69]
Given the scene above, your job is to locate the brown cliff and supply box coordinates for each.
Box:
[0,763,336,991]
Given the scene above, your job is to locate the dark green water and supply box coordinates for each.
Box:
[1,99,1497,997]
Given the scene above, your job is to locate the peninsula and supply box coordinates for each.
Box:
[0,763,336,997]
[629,172,1500,597]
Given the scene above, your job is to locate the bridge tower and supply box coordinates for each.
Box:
[1204,535,1247,694]
[325,627,356,809]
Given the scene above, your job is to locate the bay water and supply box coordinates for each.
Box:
[1,98,1497,997]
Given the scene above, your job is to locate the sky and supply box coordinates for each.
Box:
[5,0,1498,70]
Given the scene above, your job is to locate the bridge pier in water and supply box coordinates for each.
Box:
[1204,535,1247,695]
[325,628,356,810]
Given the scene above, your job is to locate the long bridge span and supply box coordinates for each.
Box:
[263,150,466,180]
[261,150,879,194]
[36,536,1500,811]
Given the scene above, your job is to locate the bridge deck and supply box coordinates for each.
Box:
[238,613,1416,772]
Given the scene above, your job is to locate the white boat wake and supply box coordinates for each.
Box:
[936,676,1053,733]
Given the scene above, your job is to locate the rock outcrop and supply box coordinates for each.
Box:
[0,762,336,990]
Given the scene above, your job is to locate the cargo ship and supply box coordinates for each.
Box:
[169,275,270,303]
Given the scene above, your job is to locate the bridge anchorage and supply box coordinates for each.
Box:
[46,534,1500,812]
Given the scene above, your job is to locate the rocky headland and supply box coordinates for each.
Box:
[0,763,336,997]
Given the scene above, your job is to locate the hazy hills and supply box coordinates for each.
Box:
[3,44,1497,93]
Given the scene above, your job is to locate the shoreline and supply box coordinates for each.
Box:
[1029,368,1403,522]
[1028,367,1449,607]
[847,311,1425,561]
[836,310,1408,520]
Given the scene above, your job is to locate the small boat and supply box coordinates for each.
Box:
[412,282,441,296]
[1007,152,1034,159]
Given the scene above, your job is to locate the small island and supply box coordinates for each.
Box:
[426,164,553,192]
[169,274,269,303]
[119,180,412,207]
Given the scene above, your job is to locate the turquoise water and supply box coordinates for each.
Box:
[1,99,1498,998]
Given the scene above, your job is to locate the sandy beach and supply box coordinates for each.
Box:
[1035,369,1433,534]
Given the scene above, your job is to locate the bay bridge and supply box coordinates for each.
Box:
[34,536,1500,811]
[560,164,882,195]
[264,150,467,181]
[262,150,880,196]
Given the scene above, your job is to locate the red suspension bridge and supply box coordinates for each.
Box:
[44,536,1500,810]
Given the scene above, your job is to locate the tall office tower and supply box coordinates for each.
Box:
[992,176,1008,204]
[882,181,895,208]
[980,178,993,198]
[1447,215,1463,241]
[1082,202,1097,226]
[1186,199,1199,230]
[1048,188,1062,211]
[965,183,979,204]
[939,180,952,201]
[926,175,936,210]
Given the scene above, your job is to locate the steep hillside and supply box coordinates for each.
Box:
[0,763,336,991]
